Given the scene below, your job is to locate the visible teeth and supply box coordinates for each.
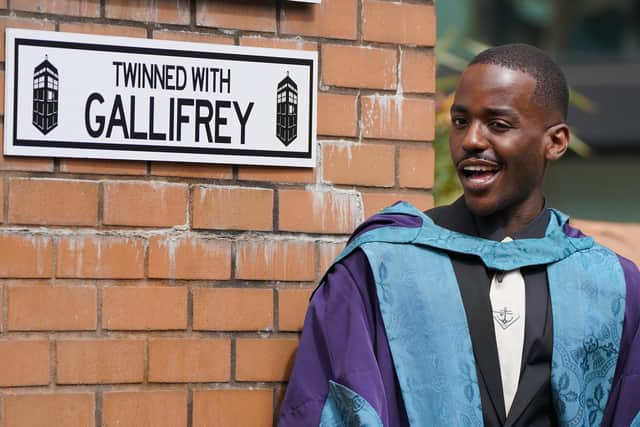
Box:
[463,166,497,172]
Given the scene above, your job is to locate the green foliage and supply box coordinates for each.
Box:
[433,91,463,206]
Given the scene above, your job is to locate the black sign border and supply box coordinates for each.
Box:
[13,37,315,160]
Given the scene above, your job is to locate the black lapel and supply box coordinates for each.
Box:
[505,266,556,426]
[451,253,507,425]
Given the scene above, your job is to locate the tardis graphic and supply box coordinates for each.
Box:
[276,73,298,146]
[32,56,59,135]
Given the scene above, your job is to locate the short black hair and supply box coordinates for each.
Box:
[469,43,569,121]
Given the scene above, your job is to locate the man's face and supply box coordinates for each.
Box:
[449,63,552,217]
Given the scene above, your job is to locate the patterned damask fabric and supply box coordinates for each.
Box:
[319,381,383,427]
[547,245,626,427]
[320,201,629,427]
[324,202,592,280]
[362,242,484,426]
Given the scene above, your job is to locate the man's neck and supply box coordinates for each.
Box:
[473,197,548,240]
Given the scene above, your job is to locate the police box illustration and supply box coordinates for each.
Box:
[32,55,59,135]
[276,72,298,146]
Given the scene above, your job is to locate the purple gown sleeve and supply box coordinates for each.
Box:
[602,256,640,426]
[278,249,408,427]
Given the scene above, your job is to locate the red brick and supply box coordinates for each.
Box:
[276,385,287,414]
[192,389,272,427]
[3,279,58,286]
[148,338,230,383]
[103,181,188,227]
[238,166,315,184]
[193,288,273,331]
[8,286,96,331]
[362,191,434,218]
[281,0,358,40]
[362,96,435,141]
[102,390,187,427]
[0,154,53,172]
[239,36,317,51]
[56,339,144,384]
[278,189,362,234]
[402,49,436,93]
[318,92,357,137]
[236,239,316,281]
[236,338,298,381]
[12,0,100,16]
[57,235,145,279]
[399,145,435,189]
[0,178,4,224]
[323,143,395,187]
[103,286,187,330]
[0,234,52,278]
[60,159,146,175]
[0,340,49,386]
[279,288,313,331]
[59,22,147,38]
[363,0,436,46]
[0,124,53,171]
[192,186,273,231]
[153,29,234,45]
[150,162,233,179]
[106,0,190,25]
[319,241,345,274]
[0,16,55,61]
[148,235,231,280]
[322,44,397,90]
[196,1,276,32]
[3,393,94,427]
[8,178,98,226]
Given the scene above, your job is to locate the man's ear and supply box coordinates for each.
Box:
[544,123,570,161]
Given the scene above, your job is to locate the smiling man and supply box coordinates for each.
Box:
[279,44,640,426]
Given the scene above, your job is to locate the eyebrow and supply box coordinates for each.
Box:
[450,104,519,118]
[485,107,518,117]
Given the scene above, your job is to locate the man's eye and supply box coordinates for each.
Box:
[489,121,512,132]
[452,117,467,128]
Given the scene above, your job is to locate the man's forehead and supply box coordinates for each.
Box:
[457,64,536,94]
[454,64,538,112]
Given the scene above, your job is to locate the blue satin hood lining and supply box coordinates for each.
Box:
[337,202,594,272]
[316,202,625,426]
[319,380,384,427]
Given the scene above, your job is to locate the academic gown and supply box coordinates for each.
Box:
[279,200,640,427]
[427,198,556,426]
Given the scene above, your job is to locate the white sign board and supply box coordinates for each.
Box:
[4,29,317,167]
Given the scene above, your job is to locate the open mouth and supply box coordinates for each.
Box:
[457,159,502,190]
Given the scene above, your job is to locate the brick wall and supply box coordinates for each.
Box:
[0,1,436,426]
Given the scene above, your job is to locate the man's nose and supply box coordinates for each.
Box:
[461,121,489,152]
